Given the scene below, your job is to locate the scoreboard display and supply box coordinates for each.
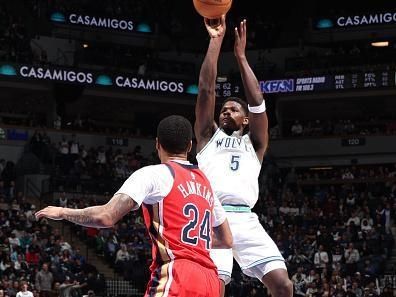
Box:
[215,81,242,98]
[295,71,395,92]
[260,71,396,94]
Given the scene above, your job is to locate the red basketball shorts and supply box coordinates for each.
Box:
[145,259,221,297]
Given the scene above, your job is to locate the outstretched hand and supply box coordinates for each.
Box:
[234,19,247,59]
[204,15,226,38]
[35,206,64,221]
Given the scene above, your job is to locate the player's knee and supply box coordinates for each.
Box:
[272,278,293,297]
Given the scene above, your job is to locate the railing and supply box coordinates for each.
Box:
[106,279,143,297]
[26,177,41,200]
[380,275,396,289]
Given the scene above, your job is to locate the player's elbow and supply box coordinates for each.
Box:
[97,213,115,228]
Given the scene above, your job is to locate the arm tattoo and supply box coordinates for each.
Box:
[63,208,98,226]
[62,194,136,228]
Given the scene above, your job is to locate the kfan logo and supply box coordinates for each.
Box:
[260,79,294,94]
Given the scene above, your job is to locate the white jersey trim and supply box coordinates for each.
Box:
[197,128,222,156]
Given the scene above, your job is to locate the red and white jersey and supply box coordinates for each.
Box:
[116,160,225,271]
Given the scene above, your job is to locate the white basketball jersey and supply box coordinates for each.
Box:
[196,128,261,208]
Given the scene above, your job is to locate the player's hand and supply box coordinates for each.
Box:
[204,15,226,38]
[234,19,247,59]
[35,206,64,221]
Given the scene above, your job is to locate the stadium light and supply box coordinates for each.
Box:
[82,43,89,48]
[371,41,389,47]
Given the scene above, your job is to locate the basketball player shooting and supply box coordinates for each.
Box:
[36,115,233,297]
[195,16,293,297]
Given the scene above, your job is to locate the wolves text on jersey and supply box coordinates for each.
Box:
[215,136,252,152]
[177,180,214,207]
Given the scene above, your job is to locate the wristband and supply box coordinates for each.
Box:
[248,100,266,113]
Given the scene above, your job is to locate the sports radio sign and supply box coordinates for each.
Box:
[315,11,396,29]
[50,12,152,33]
[0,64,198,95]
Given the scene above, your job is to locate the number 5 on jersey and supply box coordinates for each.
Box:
[230,154,241,171]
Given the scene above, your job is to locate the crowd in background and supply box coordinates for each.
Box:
[0,126,395,297]
[0,161,106,297]
[54,193,151,292]
[0,1,31,64]
[285,44,396,78]
[281,118,396,139]
[28,134,395,296]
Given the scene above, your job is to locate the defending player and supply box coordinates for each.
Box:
[36,115,232,297]
[195,16,293,297]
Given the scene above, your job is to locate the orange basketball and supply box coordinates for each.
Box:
[193,0,232,19]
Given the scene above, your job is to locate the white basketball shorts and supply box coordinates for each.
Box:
[210,210,286,284]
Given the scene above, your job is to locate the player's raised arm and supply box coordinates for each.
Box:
[195,16,226,152]
[35,193,136,228]
[234,20,269,162]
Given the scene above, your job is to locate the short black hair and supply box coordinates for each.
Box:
[222,97,248,116]
[157,115,192,154]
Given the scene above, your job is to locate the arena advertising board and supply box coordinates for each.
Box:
[260,71,396,94]
[0,63,195,95]
[50,11,152,33]
[314,11,396,29]
[0,63,243,97]
[1,128,29,141]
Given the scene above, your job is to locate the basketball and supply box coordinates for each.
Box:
[193,0,232,19]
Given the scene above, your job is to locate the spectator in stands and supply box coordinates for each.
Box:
[0,160,5,175]
[344,243,360,276]
[291,120,303,136]
[342,169,355,180]
[35,263,53,297]
[114,243,130,273]
[16,282,33,297]
[58,136,69,174]
[347,211,361,227]
[53,116,61,130]
[96,146,106,164]
[313,244,329,272]
[58,277,83,297]
[1,161,16,184]
[69,135,80,163]
[57,193,67,208]
[291,267,306,296]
